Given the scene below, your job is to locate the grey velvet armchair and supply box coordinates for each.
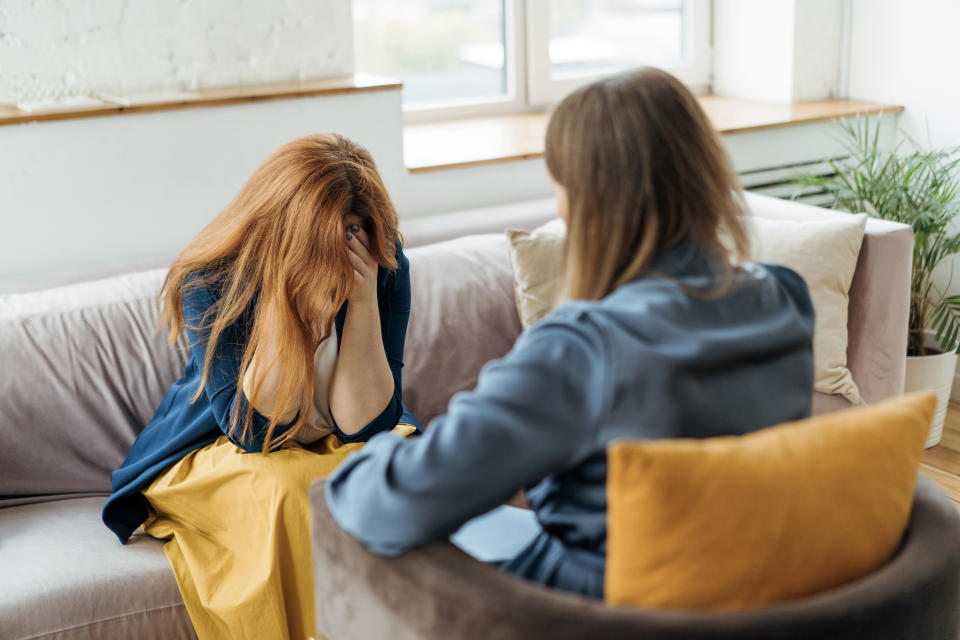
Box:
[310,476,960,640]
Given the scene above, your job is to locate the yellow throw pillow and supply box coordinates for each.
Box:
[605,392,936,611]
[505,219,567,330]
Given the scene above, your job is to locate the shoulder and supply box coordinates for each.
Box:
[751,263,814,319]
[377,239,410,303]
[180,272,221,315]
[394,238,410,272]
[517,301,609,366]
[491,303,613,418]
[380,239,409,279]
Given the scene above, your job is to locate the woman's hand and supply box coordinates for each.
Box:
[346,223,379,307]
[330,215,396,435]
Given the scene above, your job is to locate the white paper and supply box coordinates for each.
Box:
[450,505,541,563]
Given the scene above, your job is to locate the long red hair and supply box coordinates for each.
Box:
[161,134,399,451]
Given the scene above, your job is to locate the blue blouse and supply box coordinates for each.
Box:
[326,245,815,598]
[103,241,419,544]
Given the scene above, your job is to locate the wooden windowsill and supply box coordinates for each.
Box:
[403,97,905,173]
[1,80,904,176]
[0,74,400,127]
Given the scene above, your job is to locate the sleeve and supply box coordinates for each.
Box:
[324,315,610,555]
[332,244,417,443]
[182,281,298,453]
[759,263,816,330]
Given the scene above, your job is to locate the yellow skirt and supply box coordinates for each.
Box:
[142,424,416,640]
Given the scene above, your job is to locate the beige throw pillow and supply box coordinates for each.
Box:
[505,219,567,330]
[747,214,867,403]
[505,213,868,403]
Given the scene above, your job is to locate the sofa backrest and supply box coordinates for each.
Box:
[0,233,523,505]
[0,270,188,505]
[0,194,913,506]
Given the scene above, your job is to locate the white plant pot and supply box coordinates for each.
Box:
[904,332,958,448]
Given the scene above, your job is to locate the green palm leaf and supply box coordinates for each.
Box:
[791,116,960,355]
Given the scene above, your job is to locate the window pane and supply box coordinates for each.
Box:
[549,0,685,77]
[353,0,506,106]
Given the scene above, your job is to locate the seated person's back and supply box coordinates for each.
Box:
[325,66,815,598]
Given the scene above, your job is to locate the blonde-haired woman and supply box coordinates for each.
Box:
[326,68,816,597]
[102,134,419,639]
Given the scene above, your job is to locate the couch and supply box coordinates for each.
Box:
[0,193,926,639]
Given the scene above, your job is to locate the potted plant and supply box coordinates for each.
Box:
[793,117,960,447]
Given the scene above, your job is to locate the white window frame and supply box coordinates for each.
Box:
[401,0,711,123]
[525,0,712,104]
[403,0,530,124]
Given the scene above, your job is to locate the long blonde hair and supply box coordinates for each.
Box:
[545,67,750,300]
[161,134,399,451]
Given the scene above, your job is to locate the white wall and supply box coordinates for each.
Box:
[792,0,845,101]
[848,0,960,395]
[0,0,354,105]
[0,89,402,285]
[713,0,844,103]
[713,0,795,103]
[0,87,555,290]
[848,0,960,148]
[3,0,928,291]
[0,85,854,291]
[0,0,557,290]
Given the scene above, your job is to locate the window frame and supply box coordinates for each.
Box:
[524,0,712,104]
[399,0,712,123]
[402,0,529,124]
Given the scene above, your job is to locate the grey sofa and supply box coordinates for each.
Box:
[0,194,927,639]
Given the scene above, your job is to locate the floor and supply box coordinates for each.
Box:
[921,402,960,512]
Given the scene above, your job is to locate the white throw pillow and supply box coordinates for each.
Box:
[746,214,867,403]
[505,213,868,403]
[505,219,567,330]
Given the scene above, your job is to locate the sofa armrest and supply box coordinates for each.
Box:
[310,480,707,640]
[310,480,607,640]
[845,217,914,403]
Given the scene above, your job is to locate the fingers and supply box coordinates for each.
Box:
[346,230,376,270]
[347,225,371,251]
[347,249,368,274]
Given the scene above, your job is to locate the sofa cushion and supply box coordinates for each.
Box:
[605,392,935,611]
[0,497,194,639]
[505,219,566,330]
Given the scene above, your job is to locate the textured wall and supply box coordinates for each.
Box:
[0,0,354,104]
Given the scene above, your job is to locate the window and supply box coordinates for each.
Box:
[353,0,711,119]
[352,0,508,107]
[527,0,710,102]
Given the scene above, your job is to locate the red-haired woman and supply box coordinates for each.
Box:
[102,134,418,639]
